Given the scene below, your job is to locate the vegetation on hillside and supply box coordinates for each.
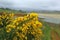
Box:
[0,12,43,40]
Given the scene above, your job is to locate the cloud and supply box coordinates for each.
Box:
[0,0,60,10]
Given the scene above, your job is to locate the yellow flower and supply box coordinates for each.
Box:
[9,13,14,17]
[6,28,11,33]
[22,24,26,27]
[13,20,17,23]
[35,21,42,27]
[25,37,27,40]
[0,12,43,40]
[16,22,19,25]
[21,34,25,38]
[33,17,38,21]
[12,25,16,28]
[38,29,42,35]
[31,32,35,35]
[19,27,22,30]
[17,17,24,21]
[17,17,21,21]
[20,17,24,21]
[17,27,19,29]
[0,15,2,18]
[30,13,38,17]
[2,16,5,19]
[6,25,16,28]
[32,24,37,28]
[22,26,28,33]
[16,32,20,36]
[24,16,27,20]
[31,20,34,24]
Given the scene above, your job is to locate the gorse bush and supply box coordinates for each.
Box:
[0,12,42,40]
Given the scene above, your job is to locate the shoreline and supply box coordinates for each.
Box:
[38,13,60,24]
[38,13,60,19]
[39,18,60,27]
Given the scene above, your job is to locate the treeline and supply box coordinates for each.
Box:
[0,8,27,13]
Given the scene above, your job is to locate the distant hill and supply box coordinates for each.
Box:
[0,8,26,13]
[0,8,60,14]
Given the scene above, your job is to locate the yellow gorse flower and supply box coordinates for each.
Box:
[30,13,38,17]
[0,12,42,40]
[9,13,14,17]
[6,28,11,33]
[35,21,42,27]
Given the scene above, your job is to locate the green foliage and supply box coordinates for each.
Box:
[41,22,51,40]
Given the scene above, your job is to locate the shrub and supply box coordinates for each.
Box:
[0,12,42,40]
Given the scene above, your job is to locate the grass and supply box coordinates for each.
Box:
[42,22,51,40]
[47,22,60,37]
[51,25,60,37]
[39,19,52,40]
[41,21,60,40]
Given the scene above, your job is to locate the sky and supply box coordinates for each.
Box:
[0,0,60,10]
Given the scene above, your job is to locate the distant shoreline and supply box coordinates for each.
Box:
[38,13,60,19]
[38,14,60,24]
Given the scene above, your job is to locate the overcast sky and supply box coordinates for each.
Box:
[0,0,60,10]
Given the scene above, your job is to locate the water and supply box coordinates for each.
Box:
[43,17,60,24]
[38,14,60,24]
